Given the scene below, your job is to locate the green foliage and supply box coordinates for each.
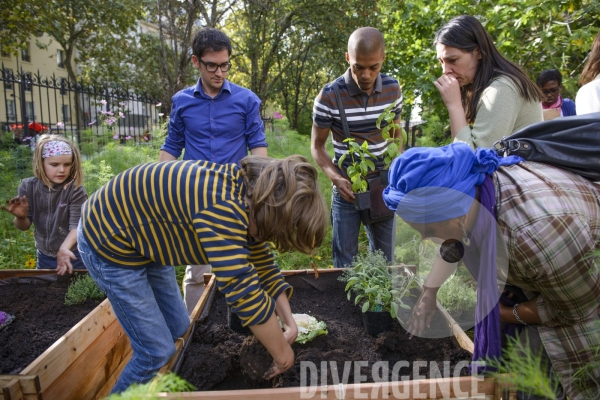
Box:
[338,250,419,318]
[105,373,196,399]
[435,273,477,314]
[488,333,560,400]
[0,144,35,269]
[394,226,438,276]
[337,138,376,193]
[376,102,404,170]
[64,273,106,306]
[572,321,600,398]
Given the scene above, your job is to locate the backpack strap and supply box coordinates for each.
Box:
[330,80,351,140]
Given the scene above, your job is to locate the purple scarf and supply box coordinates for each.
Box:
[461,176,501,373]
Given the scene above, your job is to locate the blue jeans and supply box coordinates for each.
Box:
[77,224,189,394]
[331,186,396,269]
[37,249,86,270]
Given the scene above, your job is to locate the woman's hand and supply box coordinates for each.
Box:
[433,73,469,138]
[407,285,439,338]
[434,74,462,109]
[2,196,29,219]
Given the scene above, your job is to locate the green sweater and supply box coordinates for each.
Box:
[455,76,543,149]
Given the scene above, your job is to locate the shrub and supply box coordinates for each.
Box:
[64,273,106,306]
[436,274,477,314]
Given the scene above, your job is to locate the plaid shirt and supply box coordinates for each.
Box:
[494,162,600,400]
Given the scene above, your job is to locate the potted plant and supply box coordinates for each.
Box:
[338,250,419,335]
[337,137,376,210]
[375,102,404,186]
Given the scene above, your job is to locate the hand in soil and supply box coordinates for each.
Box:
[239,336,294,380]
[407,287,438,338]
[239,336,274,380]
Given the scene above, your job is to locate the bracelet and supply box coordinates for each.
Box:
[512,303,527,325]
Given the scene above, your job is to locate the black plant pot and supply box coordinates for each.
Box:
[361,310,393,336]
[227,305,251,335]
[380,169,389,187]
[353,190,371,211]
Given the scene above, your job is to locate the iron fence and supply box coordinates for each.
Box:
[0,66,161,147]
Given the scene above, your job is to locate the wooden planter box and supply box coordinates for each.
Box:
[157,268,512,400]
[0,269,210,400]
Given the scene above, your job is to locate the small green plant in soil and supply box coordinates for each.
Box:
[436,273,477,315]
[338,250,419,319]
[337,138,376,193]
[488,333,560,400]
[375,102,404,170]
[105,373,195,399]
[64,273,106,306]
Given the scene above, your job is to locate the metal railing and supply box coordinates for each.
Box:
[1,66,161,147]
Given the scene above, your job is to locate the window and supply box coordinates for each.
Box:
[57,50,65,68]
[6,100,16,121]
[3,68,13,90]
[25,102,34,120]
[1,48,9,57]
[21,43,30,62]
[62,105,71,122]
[59,77,67,95]
[24,72,32,92]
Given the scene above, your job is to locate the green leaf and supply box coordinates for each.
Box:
[362,302,370,313]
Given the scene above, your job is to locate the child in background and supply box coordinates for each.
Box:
[1,135,87,275]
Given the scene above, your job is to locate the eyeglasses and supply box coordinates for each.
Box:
[542,87,560,95]
[198,59,232,72]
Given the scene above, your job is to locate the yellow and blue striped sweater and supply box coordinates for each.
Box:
[81,160,291,326]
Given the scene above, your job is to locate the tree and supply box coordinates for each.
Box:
[38,0,145,86]
[379,0,600,146]
[152,0,238,111]
[0,0,47,55]
[229,0,378,132]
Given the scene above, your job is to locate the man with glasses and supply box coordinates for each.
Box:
[159,28,267,314]
[536,69,576,120]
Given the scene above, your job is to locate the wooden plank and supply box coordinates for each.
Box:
[0,270,88,279]
[93,348,133,400]
[159,275,216,375]
[189,274,216,326]
[1,378,22,400]
[0,376,40,400]
[20,299,116,391]
[54,330,131,400]
[41,318,128,400]
[153,376,496,399]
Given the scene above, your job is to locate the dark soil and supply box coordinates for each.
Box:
[178,271,472,391]
[0,273,102,374]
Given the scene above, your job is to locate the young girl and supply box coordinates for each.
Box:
[2,134,87,275]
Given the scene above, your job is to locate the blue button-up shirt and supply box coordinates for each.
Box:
[162,79,267,163]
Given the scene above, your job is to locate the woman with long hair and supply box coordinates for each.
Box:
[434,15,543,149]
[576,31,600,114]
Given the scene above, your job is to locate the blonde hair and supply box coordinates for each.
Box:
[32,134,83,188]
[240,155,328,254]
